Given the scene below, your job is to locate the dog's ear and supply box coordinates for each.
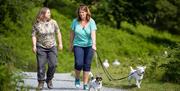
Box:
[97,77,102,81]
[130,66,133,70]
[96,77,102,81]
[144,66,146,69]
[99,77,102,81]
[136,66,140,69]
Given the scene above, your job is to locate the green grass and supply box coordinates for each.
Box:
[91,66,180,91]
[1,6,180,91]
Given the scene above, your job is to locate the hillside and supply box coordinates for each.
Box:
[0,7,179,91]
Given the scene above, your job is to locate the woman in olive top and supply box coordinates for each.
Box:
[32,7,63,90]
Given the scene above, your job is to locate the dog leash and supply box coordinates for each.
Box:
[94,52,112,81]
[95,50,133,81]
[94,52,101,74]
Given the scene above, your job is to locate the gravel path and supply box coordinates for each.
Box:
[22,72,125,91]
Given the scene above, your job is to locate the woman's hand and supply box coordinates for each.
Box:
[32,46,37,54]
[69,44,74,52]
[92,44,96,51]
[58,44,63,51]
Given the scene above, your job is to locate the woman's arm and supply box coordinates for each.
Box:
[54,20,63,50]
[57,30,63,50]
[70,31,74,52]
[32,36,37,53]
[91,31,96,50]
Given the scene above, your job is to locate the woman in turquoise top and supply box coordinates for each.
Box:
[70,4,97,90]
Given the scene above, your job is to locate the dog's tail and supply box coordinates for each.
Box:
[89,72,93,77]
[89,72,94,80]
[130,66,133,71]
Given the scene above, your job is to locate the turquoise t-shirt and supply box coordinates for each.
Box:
[71,18,97,47]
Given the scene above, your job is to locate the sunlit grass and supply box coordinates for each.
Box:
[1,6,180,91]
[91,66,180,91]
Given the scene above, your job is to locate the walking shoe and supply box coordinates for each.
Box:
[46,80,53,89]
[37,80,44,90]
[83,84,89,90]
[75,79,80,88]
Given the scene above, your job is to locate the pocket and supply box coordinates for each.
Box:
[51,46,58,57]
[36,46,42,55]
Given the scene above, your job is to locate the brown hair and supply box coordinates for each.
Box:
[77,4,91,22]
[35,7,51,23]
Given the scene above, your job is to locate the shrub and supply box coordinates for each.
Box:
[161,43,180,83]
[0,43,22,90]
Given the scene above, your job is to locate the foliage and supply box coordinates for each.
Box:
[0,0,43,90]
[48,0,77,19]
[161,43,180,83]
[0,0,180,90]
[74,0,99,5]
[90,0,180,34]
[0,42,22,91]
[0,43,15,64]
[0,0,43,32]
[155,0,179,34]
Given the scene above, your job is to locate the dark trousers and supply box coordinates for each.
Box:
[74,46,94,71]
[36,46,57,81]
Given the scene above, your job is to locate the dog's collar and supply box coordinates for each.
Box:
[95,80,101,83]
[136,71,143,76]
[137,73,142,76]
[131,71,143,76]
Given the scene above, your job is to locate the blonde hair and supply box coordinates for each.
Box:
[77,4,91,22]
[35,7,51,23]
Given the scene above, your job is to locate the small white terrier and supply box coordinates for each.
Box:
[89,72,102,91]
[128,66,146,88]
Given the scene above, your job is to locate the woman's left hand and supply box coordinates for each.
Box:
[58,44,63,51]
[92,44,96,51]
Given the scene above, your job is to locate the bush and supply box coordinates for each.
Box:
[0,43,22,90]
[161,43,180,83]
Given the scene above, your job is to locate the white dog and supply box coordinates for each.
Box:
[89,72,102,91]
[128,66,146,88]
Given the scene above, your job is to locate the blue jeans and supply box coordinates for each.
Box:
[74,46,94,71]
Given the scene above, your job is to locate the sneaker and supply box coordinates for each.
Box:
[46,80,53,89]
[75,79,80,88]
[83,84,89,90]
[37,80,44,90]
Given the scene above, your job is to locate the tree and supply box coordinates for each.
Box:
[0,0,43,32]
[43,0,49,7]
[74,0,99,5]
[92,0,180,34]
[93,0,157,29]
[161,43,180,83]
[155,0,179,34]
